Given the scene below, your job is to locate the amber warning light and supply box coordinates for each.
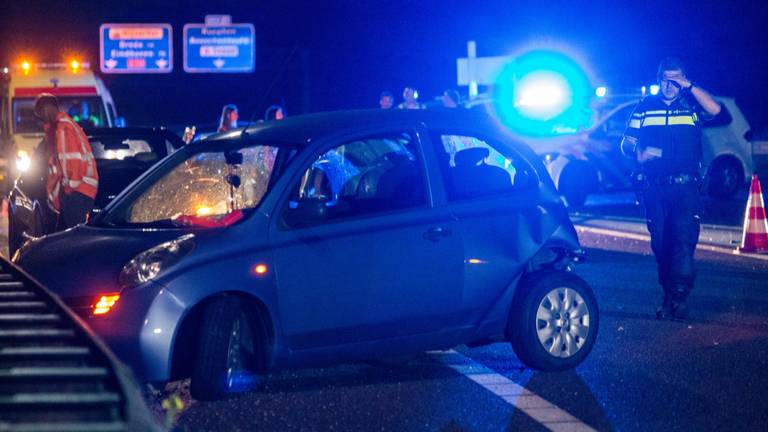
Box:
[253,264,268,276]
[93,294,120,315]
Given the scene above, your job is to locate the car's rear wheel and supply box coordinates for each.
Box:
[190,296,263,401]
[509,271,598,371]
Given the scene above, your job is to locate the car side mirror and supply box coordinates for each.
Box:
[283,198,328,228]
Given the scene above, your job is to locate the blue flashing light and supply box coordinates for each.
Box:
[595,86,607,98]
[650,84,660,95]
[493,50,593,137]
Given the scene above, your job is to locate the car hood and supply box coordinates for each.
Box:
[15,225,186,299]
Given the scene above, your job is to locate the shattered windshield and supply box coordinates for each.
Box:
[98,144,279,227]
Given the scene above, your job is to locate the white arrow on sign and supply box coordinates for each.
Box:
[213,59,225,68]
[156,59,168,68]
[105,59,118,69]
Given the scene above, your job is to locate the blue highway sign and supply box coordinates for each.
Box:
[183,23,255,73]
[100,23,173,73]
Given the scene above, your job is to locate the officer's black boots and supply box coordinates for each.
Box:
[673,301,689,319]
[657,284,691,320]
[656,297,675,319]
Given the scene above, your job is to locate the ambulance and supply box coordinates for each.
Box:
[0,60,121,192]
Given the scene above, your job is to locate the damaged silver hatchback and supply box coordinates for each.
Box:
[16,109,599,401]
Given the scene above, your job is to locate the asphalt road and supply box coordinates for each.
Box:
[576,188,752,228]
[141,229,768,432]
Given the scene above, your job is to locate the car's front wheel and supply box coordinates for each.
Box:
[190,296,264,401]
[508,271,598,371]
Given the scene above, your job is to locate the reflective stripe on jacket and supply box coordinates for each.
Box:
[46,113,99,211]
[622,95,707,177]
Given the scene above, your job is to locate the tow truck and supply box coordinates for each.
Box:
[0,59,122,193]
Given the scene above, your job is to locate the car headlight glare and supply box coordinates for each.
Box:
[119,234,195,288]
[16,150,32,172]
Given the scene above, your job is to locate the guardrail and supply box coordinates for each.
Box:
[0,257,161,432]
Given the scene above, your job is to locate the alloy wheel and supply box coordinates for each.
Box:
[535,287,591,358]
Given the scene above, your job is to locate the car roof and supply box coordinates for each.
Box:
[82,126,176,136]
[200,108,507,147]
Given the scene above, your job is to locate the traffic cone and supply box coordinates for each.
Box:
[739,175,768,254]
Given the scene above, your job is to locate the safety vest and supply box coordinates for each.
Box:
[623,95,707,177]
[45,112,99,211]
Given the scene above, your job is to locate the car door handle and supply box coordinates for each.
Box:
[423,227,452,242]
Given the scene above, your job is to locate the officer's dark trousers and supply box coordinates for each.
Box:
[641,182,701,302]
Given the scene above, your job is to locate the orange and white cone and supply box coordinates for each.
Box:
[739,175,768,254]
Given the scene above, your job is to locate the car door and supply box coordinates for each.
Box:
[429,131,549,322]
[269,129,464,351]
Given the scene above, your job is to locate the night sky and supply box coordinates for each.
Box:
[2,0,766,132]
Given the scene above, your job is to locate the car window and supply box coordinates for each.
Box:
[106,102,116,125]
[13,97,107,133]
[283,133,426,227]
[126,145,278,223]
[433,133,534,201]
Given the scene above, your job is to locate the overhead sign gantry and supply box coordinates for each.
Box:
[100,23,173,74]
[183,15,255,73]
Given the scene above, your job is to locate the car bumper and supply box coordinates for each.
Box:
[81,281,186,383]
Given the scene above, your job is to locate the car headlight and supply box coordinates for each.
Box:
[119,234,195,288]
[16,150,32,173]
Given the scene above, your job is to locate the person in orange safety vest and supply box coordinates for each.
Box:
[34,93,99,229]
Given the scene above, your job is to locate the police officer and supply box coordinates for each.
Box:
[621,57,721,320]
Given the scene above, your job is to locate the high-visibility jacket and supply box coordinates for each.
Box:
[44,112,99,212]
[622,94,712,177]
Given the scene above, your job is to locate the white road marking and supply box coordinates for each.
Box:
[575,225,768,261]
[430,350,597,432]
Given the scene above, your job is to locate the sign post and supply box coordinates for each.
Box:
[183,16,255,73]
[100,24,173,74]
[456,41,513,99]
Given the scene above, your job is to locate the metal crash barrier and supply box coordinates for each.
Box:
[0,257,161,432]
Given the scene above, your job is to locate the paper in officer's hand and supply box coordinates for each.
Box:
[637,146,662,163]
